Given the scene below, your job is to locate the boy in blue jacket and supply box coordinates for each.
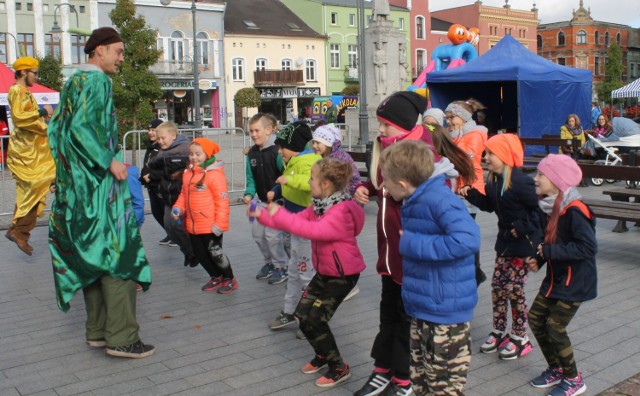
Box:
[379,140,480,396]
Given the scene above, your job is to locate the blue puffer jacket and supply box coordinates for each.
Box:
[399,175,480,325]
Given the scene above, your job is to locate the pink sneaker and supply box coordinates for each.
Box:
[217,278,238,294]
[499,335,533,360]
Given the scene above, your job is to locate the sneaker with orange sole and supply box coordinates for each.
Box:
[301,355,328,374]
[315,363,351,388]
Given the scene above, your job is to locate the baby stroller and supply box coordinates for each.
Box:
[583,132,639,186]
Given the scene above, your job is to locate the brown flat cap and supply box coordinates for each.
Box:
[84,27,123,54]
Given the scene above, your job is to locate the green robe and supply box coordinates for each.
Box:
[47,66,151,312]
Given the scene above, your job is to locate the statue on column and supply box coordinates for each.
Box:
[399,43,408,85]
[373,40,388,95]
[373,0,390,21]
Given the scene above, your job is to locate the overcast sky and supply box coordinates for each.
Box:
[429,0,640,28]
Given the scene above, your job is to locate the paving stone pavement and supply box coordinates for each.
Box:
[1,184,639,395]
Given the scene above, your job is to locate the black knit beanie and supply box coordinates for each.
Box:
[275,121,312,152]
[377,91,428,132]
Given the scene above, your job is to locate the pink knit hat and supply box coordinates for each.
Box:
[537,154,583,192]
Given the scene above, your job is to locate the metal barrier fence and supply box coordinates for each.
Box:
[0,123,361,221]
[0,128,249,222]
[122,127,249,197]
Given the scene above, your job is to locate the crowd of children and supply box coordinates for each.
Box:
[116,93,597,396]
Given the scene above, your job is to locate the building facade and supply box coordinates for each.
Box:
[281,0,410,95]
[224,0,326,129]
[0,0,94,72]
[429,0,538,55]
[389,0,429,81]
[537,0,633,95]
[98,0,226,127]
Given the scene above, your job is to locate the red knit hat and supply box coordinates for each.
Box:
[192,138,220,159]
[485,133,524,168]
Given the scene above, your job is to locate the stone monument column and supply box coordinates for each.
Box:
[364,0,408,141]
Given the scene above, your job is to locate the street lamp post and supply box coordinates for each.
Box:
[49,4,80,36]
[1,32,22,61]
[161,0,201,128]
[357,0,369,145]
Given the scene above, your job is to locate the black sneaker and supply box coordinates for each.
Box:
[301,354,328,374]
[158,236,172,245]
[381,381,414,396]
[315,363,351,388]
[105,340,155,359]
[354,371,392,396]
[268,311,296,329]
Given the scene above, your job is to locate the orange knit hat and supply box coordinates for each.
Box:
[192,137,220,159]
[485,133,523,168]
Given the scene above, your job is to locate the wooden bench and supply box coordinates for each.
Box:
[582,198,640,232]
[347,150,371,180]
[600,187,640,232]
[576,164,640,232]
[519,136,581,172]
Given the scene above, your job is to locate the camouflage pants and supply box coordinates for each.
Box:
[409,319,471,396]
[528,293,582,378]
[295,273,359,367]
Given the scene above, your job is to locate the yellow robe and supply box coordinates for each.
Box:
[6,84,55,222]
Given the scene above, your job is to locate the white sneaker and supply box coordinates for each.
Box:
[343,285,360,302]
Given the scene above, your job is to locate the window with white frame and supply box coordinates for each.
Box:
[399,18,404,30]
[196,32,209,64]
[330,44,340,68]
[577,30,587,44]
[331,12,337,25]
[255,58,267,71]
[305,59,317,81]
[169,31,184,62]
[349,13,355,26]
[416,49,426,72]
[232,58,244,81]
[281,58,292,70]
[416,16,424,39]
[348,44,358,68]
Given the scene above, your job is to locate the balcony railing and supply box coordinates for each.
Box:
[344,66,359,83]
[254,69,304,86]
[149,60,214,76]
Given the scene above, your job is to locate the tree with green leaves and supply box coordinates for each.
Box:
[597,42,625,102]
[109,0,163,139]
[35,54,64,92]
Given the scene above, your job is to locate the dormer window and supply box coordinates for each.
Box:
[243,20,259,29]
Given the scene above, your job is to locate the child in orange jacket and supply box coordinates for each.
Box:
[172,138,237,294]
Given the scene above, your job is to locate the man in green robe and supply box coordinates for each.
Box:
[47,27,154,359]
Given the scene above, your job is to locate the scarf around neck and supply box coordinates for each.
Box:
[313,191,351,216]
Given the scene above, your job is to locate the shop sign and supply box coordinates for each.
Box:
[297,87,321,97]
[259,88,282,98]
[282,87,297,98]
[161,79,218,90]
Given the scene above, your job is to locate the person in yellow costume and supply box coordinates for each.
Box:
[5,56,55,256]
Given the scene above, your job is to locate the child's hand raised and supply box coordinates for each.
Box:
[267,202,281,216]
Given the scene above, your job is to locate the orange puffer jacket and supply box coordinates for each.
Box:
[173,161,230,235]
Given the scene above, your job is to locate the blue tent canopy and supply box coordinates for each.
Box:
[427,35,592,139]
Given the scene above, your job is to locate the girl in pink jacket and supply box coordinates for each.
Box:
[173,138,236,294]
[249,157,366,389]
